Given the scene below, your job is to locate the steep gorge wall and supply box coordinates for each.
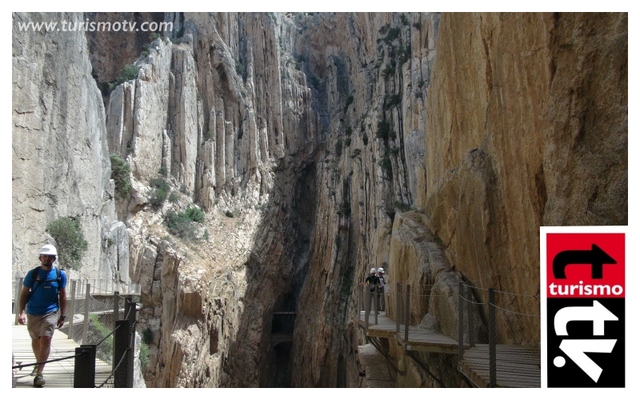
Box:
[12,11,627,389]
[102,11,443,387]
[289,12,441,387]
[12,12,129,283]
[101,12,326,387]
[420,12,627,346]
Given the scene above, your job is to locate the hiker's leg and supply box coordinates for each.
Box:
[31,338,41,362]
[36,336,52,374]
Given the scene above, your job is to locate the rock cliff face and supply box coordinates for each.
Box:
[12,11,627,388]
[420,12,627,346]
[12,12,128,284]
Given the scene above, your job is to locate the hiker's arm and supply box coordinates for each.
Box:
[57,287,67,328]
[18,286,29,324]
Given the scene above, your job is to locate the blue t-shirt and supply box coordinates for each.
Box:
[23,267,67,315]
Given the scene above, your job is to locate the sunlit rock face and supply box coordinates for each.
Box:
[12,12,124,284]
[12,11,626,388]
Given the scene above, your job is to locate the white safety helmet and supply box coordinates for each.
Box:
[370,268,376,274]
[39,244,58,257]
[378,268,385,273]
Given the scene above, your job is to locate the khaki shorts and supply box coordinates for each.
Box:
[27,311,58,339]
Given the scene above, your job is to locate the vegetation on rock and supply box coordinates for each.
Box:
[46,217,88,271]
[110,154,132,198]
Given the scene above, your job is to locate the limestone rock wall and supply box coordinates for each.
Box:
[84,12,166,85]
[420,12,627,346]
[13,11,627,389]
[104,12,324,387]
[12,12,127,283]
[112,11,440,387]
[290,12,441,387]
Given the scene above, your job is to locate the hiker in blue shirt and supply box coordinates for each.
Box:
[18,244,67,387]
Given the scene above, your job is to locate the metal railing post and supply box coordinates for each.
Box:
[404,284,410,343]
[396,283,401,336]
[126,296,136,326]
[364,289,371,329]
[82,283,91,345]
[374,290,379,325]
[126,297,136,387]
[360,286,364,320]
[467,284,475,348]
[488,288,497,388]
[357,286,361,322]
[113,319,131,388]
[458,282,464,364]
[113,291,120,321]
[114,297,137,388]
[74,345,96,388]
[67,280,76,339]
[14,278,23,325]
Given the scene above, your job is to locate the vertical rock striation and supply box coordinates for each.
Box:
[12,12,127,283]
[13,11,626,388]
[420,12,627,346]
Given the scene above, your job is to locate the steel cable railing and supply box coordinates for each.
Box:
[457,282,540,387]
[12,354,82,371]
[358,283,461,341]
[356,279,540,387]
[12,286,140,388]
[96,335,131,388]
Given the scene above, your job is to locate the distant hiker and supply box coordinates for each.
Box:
[377,267,387,311]
[361,268,380,292]
[360,268,381,314]
[18,244,67,387]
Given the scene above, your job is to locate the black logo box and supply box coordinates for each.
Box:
[547,298,625,388]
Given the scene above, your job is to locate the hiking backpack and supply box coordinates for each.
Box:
[27,266,63,307]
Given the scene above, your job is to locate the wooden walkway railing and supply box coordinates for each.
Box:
[12,324,111,388]
[12,294,140,388]
[357,282,540,388]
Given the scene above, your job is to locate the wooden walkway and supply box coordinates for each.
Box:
[12,323,112,388]
[358,311,540,388]
[358,311,464,353]
[460,344,540,388]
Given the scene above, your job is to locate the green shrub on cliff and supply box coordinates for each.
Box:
[110,154,132,198]
[149,177,170,207]
[115,64,138,86]
[164,206,206,239]
[46,217,88,271]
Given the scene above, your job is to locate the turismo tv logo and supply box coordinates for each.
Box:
[546,232,625,387]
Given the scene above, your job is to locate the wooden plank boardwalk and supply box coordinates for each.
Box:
[358,312,540,388]
[460,344,540,388]
[358,311,464,353]
[12,323,112,388]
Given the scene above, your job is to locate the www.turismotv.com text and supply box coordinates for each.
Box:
[17,19,174,33]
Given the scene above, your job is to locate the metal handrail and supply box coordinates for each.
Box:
[12,354,81,370]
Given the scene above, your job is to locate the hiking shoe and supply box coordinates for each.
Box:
[30,366,38,376]
[34,373,45,387]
